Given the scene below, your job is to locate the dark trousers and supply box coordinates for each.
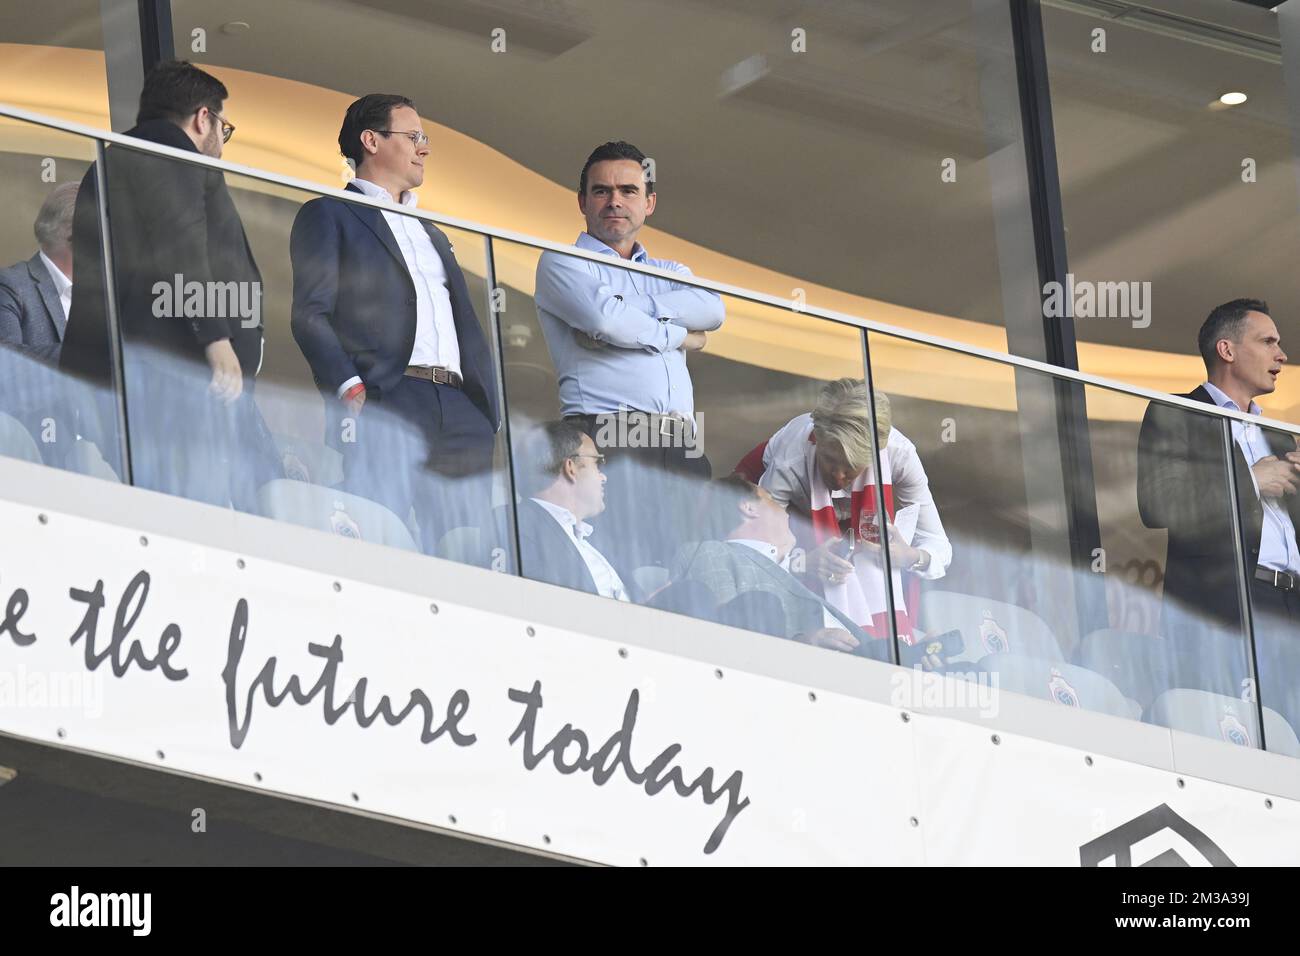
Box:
[1250,578,1300,738]
[345,377,496,561]
[125,357,281,511]
[564,412,712,575]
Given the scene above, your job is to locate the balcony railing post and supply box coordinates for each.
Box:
[482,236,522,575]
[861,330,901,667]
[91,138,134,486]
[1219,417,1267,753]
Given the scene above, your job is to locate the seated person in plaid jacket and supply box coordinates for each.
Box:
[667,475,881,657]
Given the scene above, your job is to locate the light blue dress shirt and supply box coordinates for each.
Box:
[534,232,724,418]
[1202,381,1300,574]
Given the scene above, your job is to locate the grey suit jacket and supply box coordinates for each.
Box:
[670,539,866,641]
[0,252,66,365]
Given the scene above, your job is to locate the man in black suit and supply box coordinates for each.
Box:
[60,60,278,507]
[290,93,500,559]
[1138,299,1300,720]
[514,420,631,601]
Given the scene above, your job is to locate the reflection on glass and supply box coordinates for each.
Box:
[281,176,507,566]
[66,115,514,570]
[1114,386,1263,743]
[865,329,1273,744]
[1044,1,1300,415]
[496,234,896,661]
[90,137,280,511]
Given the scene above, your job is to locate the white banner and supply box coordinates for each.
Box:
[0,500,927,865]
[911,712,1300,865]
[0,499,1292,865]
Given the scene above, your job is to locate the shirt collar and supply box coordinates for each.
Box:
[728,538,781,563]
[37,250,71,295]
[1202,381,1261,417]
[350,177,418,208]
[575,231,648,263]
[531,497,594,540]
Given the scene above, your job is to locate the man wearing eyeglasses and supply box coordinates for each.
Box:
[512,421,632,601]
[61,59,278,509]
[291,94,500,560]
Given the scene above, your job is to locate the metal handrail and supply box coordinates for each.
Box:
[4,101,1297,437]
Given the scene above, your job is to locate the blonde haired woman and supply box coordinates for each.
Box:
[734,378,951,646]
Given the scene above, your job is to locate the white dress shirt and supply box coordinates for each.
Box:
[533,232,724,418]
[337,178,461,397]
[531,497,630,601]
[38,250,71,320]
[1202,382,1300,574]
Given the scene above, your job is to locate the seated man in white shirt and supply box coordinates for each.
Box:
[515,420,631,602]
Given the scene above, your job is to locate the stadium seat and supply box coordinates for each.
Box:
[633,566,670,598]
[1147,689,1300,757]
[0,412,42,465]
[1076,627,1250,713]
[979,653,1140,720]
[1249,636,1300,750]
[436,526,483,564]
[1076,628,1172,712]
[271,432,343,487]
[64,438,121,482]
[920,590,1063,663]
[257,479,418,551]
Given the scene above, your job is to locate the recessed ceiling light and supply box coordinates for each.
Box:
[1219,91,1248,106]
[221,21,250,35]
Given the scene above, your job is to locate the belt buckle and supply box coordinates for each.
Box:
[1269,569,1296,591]
[658,415,676,438]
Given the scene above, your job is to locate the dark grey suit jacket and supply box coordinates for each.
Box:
[0,252,66,365]
[1138,386,1300,632]
[670,539,867,640]
[0,252,75,465]
[517,497,600,597]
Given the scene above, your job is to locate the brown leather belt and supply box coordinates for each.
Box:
[404,365,462,388]
[585,409,695,440]
[1255,567,1298,593]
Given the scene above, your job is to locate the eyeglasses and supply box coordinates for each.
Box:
[569,453,607,467]
[372,129,430,148]
[205,109,235,144]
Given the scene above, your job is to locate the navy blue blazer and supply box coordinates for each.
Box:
[511,497,642,602]
[289,183,500,430]
[0,252,66,365]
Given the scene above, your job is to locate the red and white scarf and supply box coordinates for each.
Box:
[802,433,914,643]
